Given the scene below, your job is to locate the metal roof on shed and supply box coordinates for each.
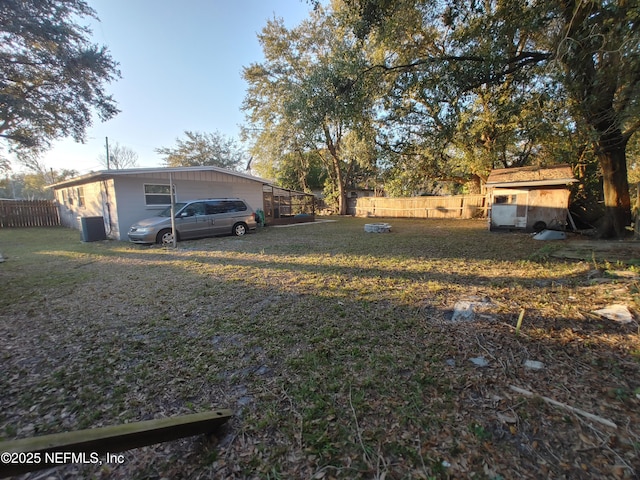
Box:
[486,164,577,187]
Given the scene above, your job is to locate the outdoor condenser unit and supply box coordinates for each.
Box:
[80,216,107,242]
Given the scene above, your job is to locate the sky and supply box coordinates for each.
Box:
[23,0,317,175]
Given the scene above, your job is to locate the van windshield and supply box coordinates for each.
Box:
[158,203,186,217]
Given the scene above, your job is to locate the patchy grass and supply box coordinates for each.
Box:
[0,219,639,479]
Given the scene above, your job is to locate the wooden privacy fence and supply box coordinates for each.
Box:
[0,199,60,228]
[354,194,486,219]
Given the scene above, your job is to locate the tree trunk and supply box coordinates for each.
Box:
[597,132,631,238]
[556,0,634,237]
[467,174,483,194]
[295,149,310,192]
[323,126,348,215]
[332,155,347,215]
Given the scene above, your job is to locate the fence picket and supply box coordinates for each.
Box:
[354,195,486,219]
[0,200,60,228]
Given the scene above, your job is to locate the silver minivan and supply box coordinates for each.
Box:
[128,198,257,244]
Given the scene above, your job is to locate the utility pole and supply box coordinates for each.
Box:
[105,137,110,170]
[169,172,176,248]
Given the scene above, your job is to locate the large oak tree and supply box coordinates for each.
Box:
[342,0,639,237]
[0,0,120,163]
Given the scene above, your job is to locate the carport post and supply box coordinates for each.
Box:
[169,172,177,248]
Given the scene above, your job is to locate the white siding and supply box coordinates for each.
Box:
[55,181,112,237]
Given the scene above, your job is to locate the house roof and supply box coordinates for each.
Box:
[49,166,273,189]
[486,164,577,188]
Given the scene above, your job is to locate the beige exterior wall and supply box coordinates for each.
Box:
[525,188,571,230]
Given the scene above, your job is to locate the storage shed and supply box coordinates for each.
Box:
[486,164,578,232]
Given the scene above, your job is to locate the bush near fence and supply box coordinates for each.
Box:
[353,194,486,219]
[0,200,60,228]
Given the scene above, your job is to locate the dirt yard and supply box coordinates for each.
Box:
[0,218,639,479]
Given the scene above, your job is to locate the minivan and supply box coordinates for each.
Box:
[128,198,258,244]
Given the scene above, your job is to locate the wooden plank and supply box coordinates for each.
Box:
[0,409,232,477]
[509,386,617,429]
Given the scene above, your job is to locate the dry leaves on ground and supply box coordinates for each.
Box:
[0,219,639,479]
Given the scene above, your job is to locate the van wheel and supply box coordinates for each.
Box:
[232,223,247,236]
[157,229,176,245]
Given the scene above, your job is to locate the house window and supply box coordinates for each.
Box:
[144,184,175,206]
[76,187,85,207]
[494,194,515,205]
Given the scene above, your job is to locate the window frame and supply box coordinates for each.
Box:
[76,187,85,207]
[143,183,176,206]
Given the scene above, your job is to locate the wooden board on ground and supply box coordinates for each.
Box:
[550,239,640,265]
[0,409,232,477]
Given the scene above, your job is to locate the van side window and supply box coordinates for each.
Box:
[220,201,233,213]
[184,202,206,216]
[205,201,224,214]
[204,200,247,214]
[193,202,206,215]
[222,200,247,212]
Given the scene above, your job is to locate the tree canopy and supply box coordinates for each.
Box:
[0,167,77,199]
[0,0,120,164]
[242,9,379,214]
[155,130,246,170]
[248,0,639,236]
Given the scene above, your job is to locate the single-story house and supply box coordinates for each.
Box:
[486,164,578,232]
[50,166,315,241]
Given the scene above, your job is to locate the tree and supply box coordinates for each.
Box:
[252,147,327,193]
[342,0,640,237]
[0,0,120,164]
[155,130,245,170]
[98,142,139,169]
[553,0,638,237]
[242,9,379,214]
[0,167,77,199]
